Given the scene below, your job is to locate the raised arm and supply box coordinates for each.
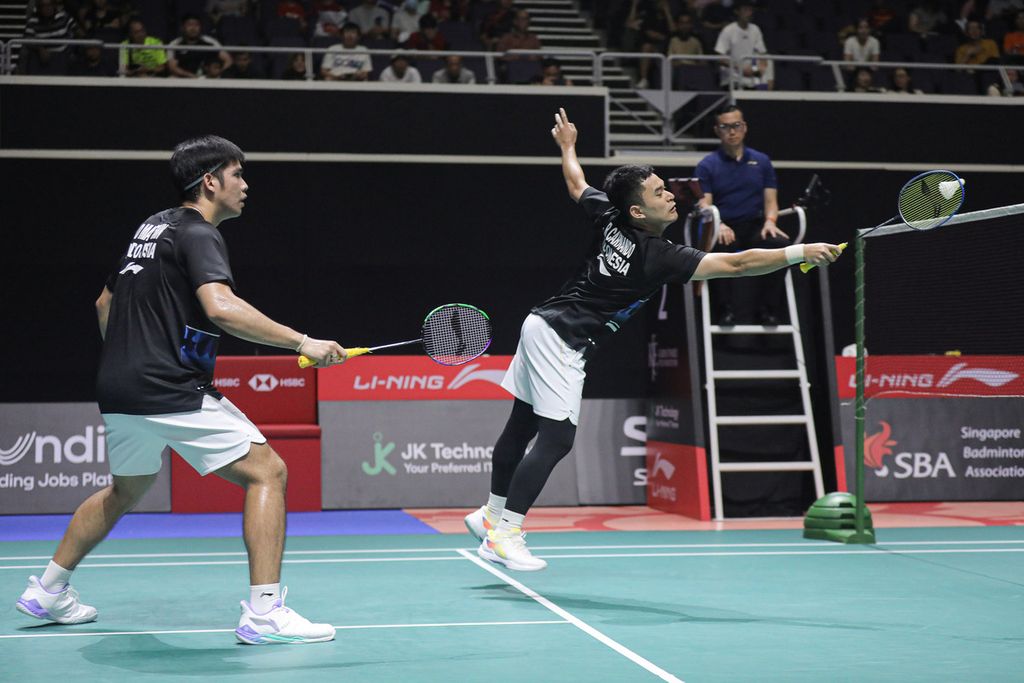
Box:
[196,282,346,367]
[692,242,842,281]
[551,107,589,201]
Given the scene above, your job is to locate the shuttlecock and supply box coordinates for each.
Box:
[938,178,965,200]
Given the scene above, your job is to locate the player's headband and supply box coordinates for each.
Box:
[183,160,226,191]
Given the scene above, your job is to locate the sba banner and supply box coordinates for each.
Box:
[0,403,170,513]
[840,398,1024,501]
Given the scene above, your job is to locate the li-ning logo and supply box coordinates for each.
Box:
[0,432,37,466]
[353,364,504,392]
[249,374,279,392]
[363,432,396,476]
[937,363,1017,389]
[119,262,144,276]
[651,453,676,480]
[447,364,505,390]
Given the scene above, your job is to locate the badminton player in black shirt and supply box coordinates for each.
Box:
[466,109,841,571]
[16,135,346,644]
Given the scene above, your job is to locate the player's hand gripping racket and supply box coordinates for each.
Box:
[801,170,966,273]
[298,303,492,368]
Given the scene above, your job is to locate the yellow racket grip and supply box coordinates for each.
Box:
[799,242,848,273]
[297,347,372,368]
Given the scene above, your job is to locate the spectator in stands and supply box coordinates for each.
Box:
[391,0,423,44]
[78,0,124,33]
[349,0,390,41]
[909,1,950,36]
[955,20,1000,64]
[629,0,673,89]
[668,12,703,66]
[843,18,881,70]
[480,0,516,51]
[406,14,449,50]
[696,104,787,326]
[428,0,471,22]
[1003,11,1024,59]
[321,22,372,80]
[851,66,886,92]
[201,55,224,78]
[496,10,542,57]
[168,15,232,78]
[889,66,923,93]
[281,52,307,79]
[431,54,477,83]
[276,0,309,34]
[714,1,771,90]
[69,39,115,76]
[20,0,81,73]
[206,0,251,25]
[534,57,573,85]
[312,0,347,38]
[120,18,167,77]
[223,50,263,78]
[987,66,1024,94]
[379,52,423,82]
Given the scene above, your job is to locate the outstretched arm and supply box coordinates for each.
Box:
[196,282,347,367]
[692,242,842,281]
[551,107,589,202]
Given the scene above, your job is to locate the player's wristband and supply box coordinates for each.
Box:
[784,244,804,265]
[295,334,308,352]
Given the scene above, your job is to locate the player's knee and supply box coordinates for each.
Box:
[259,449,288,489]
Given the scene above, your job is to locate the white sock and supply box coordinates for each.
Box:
[485,493,506,524]
[40,560,72,593]
[497,510,525,534]
[250,583,281,614]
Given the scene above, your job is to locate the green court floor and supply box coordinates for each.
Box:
[3,527,1023,682]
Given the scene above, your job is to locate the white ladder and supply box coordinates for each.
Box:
[692,205,825,520]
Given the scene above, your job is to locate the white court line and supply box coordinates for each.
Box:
[0,619,568,640]
[458,549,684,683]
[0,556,464,570]
[4,539,1023,562]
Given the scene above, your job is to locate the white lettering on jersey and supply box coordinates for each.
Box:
[124,222,168,264]
[599,226,635,277]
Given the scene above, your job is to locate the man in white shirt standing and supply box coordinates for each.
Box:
[714,1,771,90]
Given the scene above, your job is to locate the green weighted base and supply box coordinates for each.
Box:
[803,492,876,544]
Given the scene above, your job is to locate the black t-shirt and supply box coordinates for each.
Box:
[96,207,235,415]
[532,187,706,352]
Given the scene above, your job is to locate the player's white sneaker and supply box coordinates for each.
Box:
[235,587,336,645]
[16,575,98,624]
[478,528,547,572]
[464,505,496,542]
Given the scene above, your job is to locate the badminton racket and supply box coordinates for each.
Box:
[801,170,966,273]
[298,303,492,368]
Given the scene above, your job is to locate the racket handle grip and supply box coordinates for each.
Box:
[800,242,848,273]
[297,347,372,368]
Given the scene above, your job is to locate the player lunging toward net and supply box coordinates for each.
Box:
[15,136,346,644]
[465,109,842,571]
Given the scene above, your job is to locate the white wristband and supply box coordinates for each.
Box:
[295,334,308,352]
[784,244,804,265]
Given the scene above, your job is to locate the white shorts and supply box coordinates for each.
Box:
[102,395,267,477]
[501,314,587,425]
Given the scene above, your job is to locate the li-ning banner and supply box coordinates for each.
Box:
[0,403,171,513]
[840,399,1024,501]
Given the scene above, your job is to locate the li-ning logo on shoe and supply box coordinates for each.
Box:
[362,432,396,476]
[249,374,279,392]
[0,433,37,466]
[936,363,1017,389]
[651,453,676,481]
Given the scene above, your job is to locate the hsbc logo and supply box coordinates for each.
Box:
[247,375,306,392]
[864,421,955,479]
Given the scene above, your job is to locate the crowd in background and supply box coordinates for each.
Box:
[16,0,1024,94]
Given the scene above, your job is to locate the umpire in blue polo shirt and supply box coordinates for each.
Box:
[696,104,789,326]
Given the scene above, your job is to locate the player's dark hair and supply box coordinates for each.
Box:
[603,165,654,215]
[714,103,742,121]
[170,135,245,201]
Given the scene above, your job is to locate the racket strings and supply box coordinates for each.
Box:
[421,305,492,366]
[898,171,963,230]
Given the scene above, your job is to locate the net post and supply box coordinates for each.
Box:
[850,235,875,544]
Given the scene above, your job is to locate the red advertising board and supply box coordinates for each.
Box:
[835,356,1024,400]
[318,355,513,401]
[213,356,317,423]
